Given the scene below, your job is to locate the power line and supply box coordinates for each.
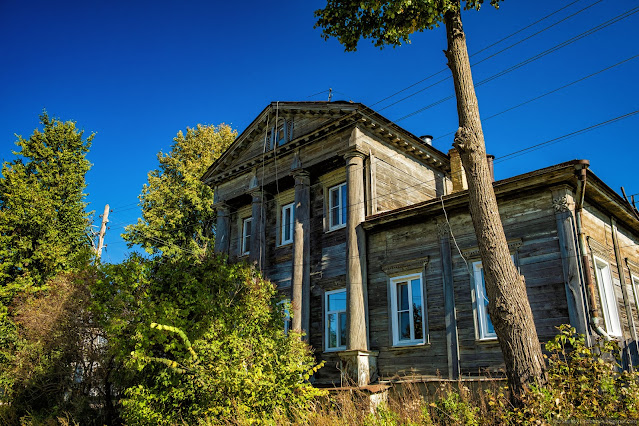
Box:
[371,0,590,108]
[394,4,639,122]
[495,110,639,163]
[108,110,638,241]
[434,54,639,140]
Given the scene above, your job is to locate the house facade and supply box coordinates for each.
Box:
[202,101,639,386]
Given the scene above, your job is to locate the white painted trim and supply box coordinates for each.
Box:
[593,255,622,337]
[280,202,295,245]
[241,217,252,256]
[328,182,347,232]
[389,273,426,346]
[471,260,498,341]
[324,288,347,351]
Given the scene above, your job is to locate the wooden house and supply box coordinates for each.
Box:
[202,101,639,386]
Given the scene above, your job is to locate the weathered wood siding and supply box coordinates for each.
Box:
[366,189,570,377]
[223,114,337,171]
[367,220,449,378]
[582,202,639,346]
[356,128,441,214]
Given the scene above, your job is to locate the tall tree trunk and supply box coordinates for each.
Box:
[444,6,546,397]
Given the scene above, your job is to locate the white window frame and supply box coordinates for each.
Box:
[632,274,639,328]
[593,256,622,337]
[280,202,295,245]
[471,260,508,341]
[241,217,252,256]
[325,289,347,351]
[389,273,426,346]
[328,182,347,231]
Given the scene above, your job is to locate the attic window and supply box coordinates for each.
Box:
[270,119,293,149]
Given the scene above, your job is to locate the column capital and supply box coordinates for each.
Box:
[212,200,230,211]
[248,188,266,203]
[292,168,310,185]
[341,145,368,161]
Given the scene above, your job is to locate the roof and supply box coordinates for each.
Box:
[363,159,639,233]
[201,101,451,185]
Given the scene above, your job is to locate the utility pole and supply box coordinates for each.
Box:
[96,204,110,259]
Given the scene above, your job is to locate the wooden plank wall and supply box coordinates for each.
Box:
[226,115,333,170]
[582,203,639,347]
[367,220,449,378]
[366,190,570,378]
[358,129,441,214]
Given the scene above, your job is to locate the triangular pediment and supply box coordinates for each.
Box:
[202,101,361,183]
[202,101,451,186]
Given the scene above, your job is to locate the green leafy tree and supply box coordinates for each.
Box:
[93,254,324,425]
[315,0,546,396]
[0,113,95,408]
[0,112,93,288]
[123,124,236,258]
[0,266,116,425]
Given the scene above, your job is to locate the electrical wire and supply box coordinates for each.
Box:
[370,0,590,108]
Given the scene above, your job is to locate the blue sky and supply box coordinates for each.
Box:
[1,0,637,264]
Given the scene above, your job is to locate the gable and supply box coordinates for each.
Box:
[202,102,361,184]
[202,101,451,187]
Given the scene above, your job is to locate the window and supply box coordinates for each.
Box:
[281,202,294,245]
[328,182,347,230]
[594,256,622,337]
[325,289,347,351]
[472,261,497,340]
[278,300,292,335]
[269,120,292,149]
[632,274,639,327]
[241,217,252,256]
[276,122,287,146]
[390,274,426,346]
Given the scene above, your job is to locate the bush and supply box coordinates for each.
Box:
[0,267,113,425]
[95,254,324,425]
[512,324,639,424]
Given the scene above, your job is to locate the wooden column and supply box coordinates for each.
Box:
[551,188,589,338]
[213,202,231,255]
[344,146,368,351]
[291,168,310,336]
[249,189,265,269]
[437,219,460,379]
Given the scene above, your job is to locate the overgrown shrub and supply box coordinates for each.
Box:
[0,267,113,425]
[512,324,639,424]
[95,254,324,425]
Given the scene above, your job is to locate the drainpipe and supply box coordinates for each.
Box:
[573,161,612,341]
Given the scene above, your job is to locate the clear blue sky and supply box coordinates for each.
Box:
[1,0,637,264]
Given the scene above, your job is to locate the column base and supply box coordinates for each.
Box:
[338,350,379,387]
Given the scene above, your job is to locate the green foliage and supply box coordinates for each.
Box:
[512,324,639,423]
[0,267,113,425]
[123,124,236,258]
[0,113,96,423]
[0,112,93,289]
[94,254,324,425]
[430,383,480,425]
[314,0,501,52]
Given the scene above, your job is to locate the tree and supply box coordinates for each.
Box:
[315,0,546,396]
[123,124,236,258]
[0,267,115,425]
[93,254,323,424]
[0,112,93,288]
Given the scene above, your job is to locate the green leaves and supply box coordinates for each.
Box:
[123,124,236,259]
[314,0,502,51]
[0,112,93,288]
[97,255,324,424]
